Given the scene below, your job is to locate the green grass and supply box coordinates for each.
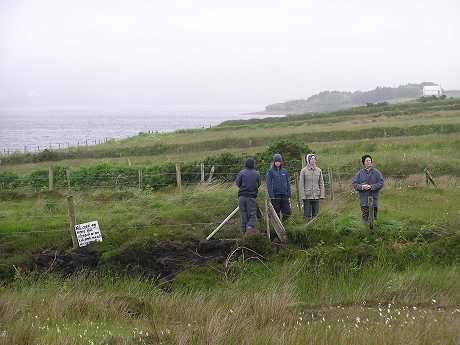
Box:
[0,98,459,344]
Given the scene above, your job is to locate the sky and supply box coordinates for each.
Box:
[0,0,459,108]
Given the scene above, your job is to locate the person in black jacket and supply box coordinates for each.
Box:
[266,153,291,222]
[235,157,261,235]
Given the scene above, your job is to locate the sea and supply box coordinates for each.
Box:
[0,105,276,154]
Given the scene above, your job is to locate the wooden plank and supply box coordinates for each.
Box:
[265,199,270,240]
[207,165,215,184]
[267,202,288,243]
[206,207,239,240]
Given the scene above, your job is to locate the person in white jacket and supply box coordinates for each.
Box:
[298,154,325,221]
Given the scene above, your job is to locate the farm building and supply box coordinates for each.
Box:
[422,85,444,97]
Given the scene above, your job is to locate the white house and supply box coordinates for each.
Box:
[423,85,444,97]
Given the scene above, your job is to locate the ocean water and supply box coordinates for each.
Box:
[0,105,272,154]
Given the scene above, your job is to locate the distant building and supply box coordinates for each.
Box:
[423,85,444,97]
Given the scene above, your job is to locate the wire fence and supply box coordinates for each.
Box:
[0,160,440,193]
[0,168,447,240]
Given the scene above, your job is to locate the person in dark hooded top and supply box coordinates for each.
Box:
[235,157,261,235]
[266,153,292,222]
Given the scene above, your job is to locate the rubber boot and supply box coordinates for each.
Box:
[361,206,369,222]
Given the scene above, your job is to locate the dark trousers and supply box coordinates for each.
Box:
[238,196,257,231]
[270,197,291,221]
[303,199,320,219]
[361,206,378,221]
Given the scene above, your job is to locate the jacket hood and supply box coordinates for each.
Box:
[305,153,316,167]
[272,153,283,168]
[245,157,255,169]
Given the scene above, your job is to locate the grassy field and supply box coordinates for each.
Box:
[0,98,459,344]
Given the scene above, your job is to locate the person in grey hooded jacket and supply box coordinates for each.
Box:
[352,154,384,222]
[299,153,325,221]
[235,157,261,234]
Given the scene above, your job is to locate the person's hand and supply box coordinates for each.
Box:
[362,184,372,190]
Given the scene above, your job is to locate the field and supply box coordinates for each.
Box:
[0,98,459,344]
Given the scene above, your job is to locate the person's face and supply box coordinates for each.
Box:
[274,161,282,168]
[364,157,373,169]
[309,156,316,166]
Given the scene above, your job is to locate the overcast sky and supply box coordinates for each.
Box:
[1,0,459,108]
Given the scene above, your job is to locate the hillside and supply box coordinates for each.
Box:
[0,97,459,344]
[264,82,450,114]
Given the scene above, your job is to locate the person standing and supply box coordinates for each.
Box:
[352,154,384,224]
[235,157,261,235]
[299,154,325,221]
[266,153,292,222]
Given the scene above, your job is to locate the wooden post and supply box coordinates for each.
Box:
[66,169,71,191]
[67,195,78,249]
[301,154,306,168]
[48,166,54,192]
[424,168,437,188]
[206,207,239,240]
[328,168,334,200]
[200,163,205,183]
[295,173,302,210]
[176,163,182,191]
[337,169,342,192]
[208,165,215,184]
[265,199,270,240]
[138,169,143,190]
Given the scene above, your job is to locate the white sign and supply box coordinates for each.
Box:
[74,221,103,247]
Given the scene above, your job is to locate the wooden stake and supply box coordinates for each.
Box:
[301,153,306,168]
[176,163,182,191]
[424,168,437,188]
[328,168,334,200]
[67,195,78,249]
[206,207,239,240]
[138,169,143,190]
[200,163,205,183]
[48,166,54,192]
[295,173,302,209]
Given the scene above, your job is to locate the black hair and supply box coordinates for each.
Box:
[361,154,373,165]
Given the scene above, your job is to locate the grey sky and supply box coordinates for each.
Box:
[1,0,459,107]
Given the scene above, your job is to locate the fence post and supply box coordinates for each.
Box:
[295,173,302,210]
[138,169,143,190]
[208,165,215,184]
[301,154,306,168]
[200,163,205,183]
[176,163,182,191]
[66,195,78,249]
[66,169,71,191]
[48,166,54,192]
[328,168,334,200]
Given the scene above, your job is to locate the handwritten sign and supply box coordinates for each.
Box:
[74,221,103,247]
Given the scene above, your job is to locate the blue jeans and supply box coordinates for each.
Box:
[238,196,257,231]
